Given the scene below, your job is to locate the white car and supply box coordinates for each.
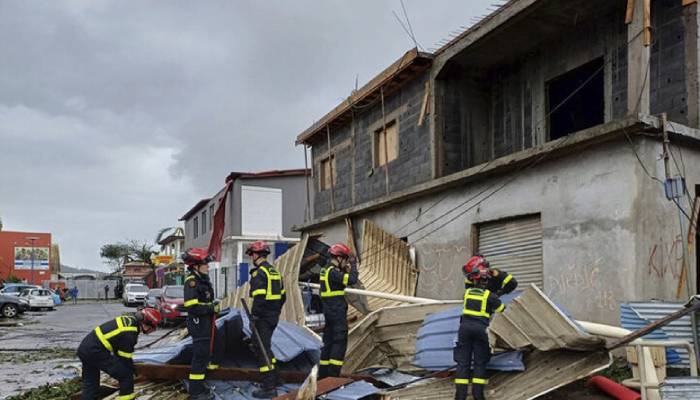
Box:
[123,283,149,306]
[18,288,55,311]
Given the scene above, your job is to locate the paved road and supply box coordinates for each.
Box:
[0,302,176,398]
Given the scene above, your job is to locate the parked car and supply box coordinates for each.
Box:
[0,294,28,318]
[18,288,55,311]
[123,283,149,307]
[143,288,162,309]
[0,284,39,297]
[156,285,185,326]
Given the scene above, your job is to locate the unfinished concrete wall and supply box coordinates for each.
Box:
[634,136,700,300]
[310,74,432,219]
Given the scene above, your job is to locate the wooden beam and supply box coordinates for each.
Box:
[417,80,430,127]
[326,125,336,213]
[134,364,378,385]
[625,0,635,24]
[643,0,652,46]
[272,377,354,400]
[628,0,650,114]
[684,0,698,6]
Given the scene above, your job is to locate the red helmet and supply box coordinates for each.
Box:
[182,248,212,266]
[329,243,352,258]
[139,308,162,328]
[245,241,270,256]
[463,255,489,276]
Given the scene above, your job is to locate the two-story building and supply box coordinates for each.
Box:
[295,0,700,325]
[154,227,186,286]
[180,169,310,297]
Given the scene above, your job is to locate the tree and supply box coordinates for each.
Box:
[127,240,157,267]
[100,243,131,272]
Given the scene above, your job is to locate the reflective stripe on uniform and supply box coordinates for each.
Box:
[184,298,199,307]
[251,289,267,297]
[259,365,274,372]
[258,265,284,300]
[495,303,505,313]
[320,267,345,297]
[462,289,491,317]
[319,360,330,365]
[502,273,513,286]
[189,373,206,380]
[117,394,137,400]
[329,359,344,366]
[207,363,219,370]
[342,273,349,285]
[95,316,138,353]
[117,350,133,359]
[454,378,470,385]
[472,378,488,385]
[271,358,277,364]
[185,275,195,282]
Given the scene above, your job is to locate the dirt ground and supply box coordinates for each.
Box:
[0,302,174,399]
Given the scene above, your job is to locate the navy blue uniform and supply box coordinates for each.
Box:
[454,288,505,400]
[184,271,216,396]
[318,261,358,378]
[464,268,517,296]
[77,315,140,400]
[249,260,286,390]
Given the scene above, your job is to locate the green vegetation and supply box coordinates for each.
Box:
[598,357,633,383]
[6,378,81,400]
[0,348,76,364]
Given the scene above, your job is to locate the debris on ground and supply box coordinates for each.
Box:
[6,378,82,400]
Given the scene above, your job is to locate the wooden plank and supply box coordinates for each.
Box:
[684,0,697,6]
[326,126,336,212]
[625,0,635,24]
[643,0,652,46]
[417,80,430,127]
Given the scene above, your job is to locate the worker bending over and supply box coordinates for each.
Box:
[183,248,220,400]
[463,255,517,296]
[247,241,286,398]
[454,262,505,400]
[77,308,161,400]
[318,243,358,379]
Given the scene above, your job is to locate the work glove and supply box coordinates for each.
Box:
[213,301,221,314]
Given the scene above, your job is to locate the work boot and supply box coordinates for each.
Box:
[472,384,486,400]
[454,384,468,400]
[252,386,277,398]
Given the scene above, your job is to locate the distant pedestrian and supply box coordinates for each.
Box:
[104,284,110,302]
[72,286,79,304]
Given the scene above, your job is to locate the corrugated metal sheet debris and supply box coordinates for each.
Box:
[206,380,299,400]
[620,303,682,365]
[622,301,698,367]
[660,377,700,399]
[323,380,380,400]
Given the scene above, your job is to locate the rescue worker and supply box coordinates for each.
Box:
[246,241,286,398]
[77,308,161,400]
[463,255,518,296]
[318,243,358,379]
[183,248,219,400]
[454,264,505,400]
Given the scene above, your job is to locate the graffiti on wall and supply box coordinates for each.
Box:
[546,260,617,312]
[646,235,684,280]
[417,243,470,299]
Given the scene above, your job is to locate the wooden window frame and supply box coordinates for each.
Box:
[319,154,336,191]
[373,119,399,168]
[193,216,199,239]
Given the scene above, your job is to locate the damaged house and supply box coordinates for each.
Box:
[295,0,700,325]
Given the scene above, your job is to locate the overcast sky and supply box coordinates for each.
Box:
[0,0,493,271]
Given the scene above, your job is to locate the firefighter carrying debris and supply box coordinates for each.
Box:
[463,255,518,296]
[318,243,359,379]
[247,240,286,398]
[454,260,506,400]
[183,247,220,400]
[77,308,161,400]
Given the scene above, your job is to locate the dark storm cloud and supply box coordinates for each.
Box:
[0,0,492,270]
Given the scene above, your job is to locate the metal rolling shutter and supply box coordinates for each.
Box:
[477,215,543,288]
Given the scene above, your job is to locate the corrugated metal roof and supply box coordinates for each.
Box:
[206,380,300,400]
[135,308,321,367]
[323,380,379,400]
[620,303,682,365]
[660,377,700,399]
[622,301,697,367]
[413,292,525,372]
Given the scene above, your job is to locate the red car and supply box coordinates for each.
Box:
[156,285,185,326]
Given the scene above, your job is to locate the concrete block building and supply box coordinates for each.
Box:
[295,0,700,325]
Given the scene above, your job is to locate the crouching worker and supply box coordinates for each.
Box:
[77,308,161,400]
[454,263,505,400]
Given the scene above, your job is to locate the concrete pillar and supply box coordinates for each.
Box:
[628,0,651,115]
[684,2,700,128]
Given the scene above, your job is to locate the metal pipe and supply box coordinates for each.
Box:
[299,282,443,304]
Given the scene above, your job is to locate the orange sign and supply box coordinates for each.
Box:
[154,255,174,265]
